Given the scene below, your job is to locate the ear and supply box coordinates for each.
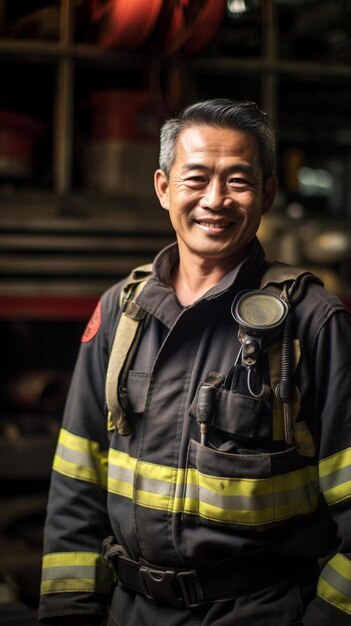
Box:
[262,175,278,215]
[154,169,170,211]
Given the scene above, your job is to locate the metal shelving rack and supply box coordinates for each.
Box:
[1,0,351,204]
[0,0,351,311]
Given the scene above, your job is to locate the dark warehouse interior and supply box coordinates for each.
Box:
[1,1,351,623]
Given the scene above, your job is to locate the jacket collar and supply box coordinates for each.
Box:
[154,237,266,294]
[137,238,267,328]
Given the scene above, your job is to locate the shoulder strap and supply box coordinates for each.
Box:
[260,261,323,302]
[106,264,153,433]
[119,263,153,307]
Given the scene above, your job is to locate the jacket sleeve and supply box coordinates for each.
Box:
[304,309,351,625]
[39,292,120,625]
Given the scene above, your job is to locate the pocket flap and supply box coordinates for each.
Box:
[126,370,150,414]
[211,389,267,438]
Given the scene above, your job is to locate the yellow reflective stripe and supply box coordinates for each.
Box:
[134,462,185,511]
[41,552,112,596]
[108,448,137,497]
[135,474,185,512]
[41,579,98,594]
[109,449,185,508]
[53,428,107,488]
[317,554,351,615]
[43,552,98,568]
[319,448,351,505]
[183,464,318,525]
[134,461,182,510]
[107,449,319,526]
[186,463,317,495]
[136,488,183,512]
[109,448,137,471]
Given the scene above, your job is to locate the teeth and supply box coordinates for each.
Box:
[198,221,229,228]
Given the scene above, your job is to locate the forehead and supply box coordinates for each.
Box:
[173,124,260,168]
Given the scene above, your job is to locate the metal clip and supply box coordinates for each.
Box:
[138,566,203,608]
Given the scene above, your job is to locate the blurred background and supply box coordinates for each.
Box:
[0,0,351,623]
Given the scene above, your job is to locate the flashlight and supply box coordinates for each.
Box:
[232,290,289,366]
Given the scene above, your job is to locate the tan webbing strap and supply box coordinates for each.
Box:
[119,263,153,307]
[106,270,152,433]
[260,262,308,289]
[260,261,322,302]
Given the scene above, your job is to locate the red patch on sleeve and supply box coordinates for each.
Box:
[81,301,101,343]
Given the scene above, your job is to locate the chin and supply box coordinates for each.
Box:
[196,247,240,260]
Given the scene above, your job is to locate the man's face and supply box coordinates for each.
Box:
[154,124,277,265]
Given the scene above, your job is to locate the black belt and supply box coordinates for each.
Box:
[104,542,318,609]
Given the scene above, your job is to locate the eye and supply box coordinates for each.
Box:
[185,175,207,187]
[228,177,249,186]
[228,176,257,189]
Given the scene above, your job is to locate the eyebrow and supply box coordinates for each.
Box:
[180,163,257,177]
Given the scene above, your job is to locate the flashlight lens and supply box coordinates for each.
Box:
[236,293,287,329]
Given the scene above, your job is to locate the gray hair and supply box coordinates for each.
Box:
[159,99,276,181]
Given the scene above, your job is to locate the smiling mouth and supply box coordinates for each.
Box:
[196,219,234,232]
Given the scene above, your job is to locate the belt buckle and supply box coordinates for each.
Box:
[139,566,183,607]
[177,570,204,608]
[139,565,203,608]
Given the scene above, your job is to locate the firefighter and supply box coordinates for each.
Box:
[39,100,351,625]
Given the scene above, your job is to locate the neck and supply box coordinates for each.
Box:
[171,248,247,306]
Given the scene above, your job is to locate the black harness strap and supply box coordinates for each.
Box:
[105,547,318,609]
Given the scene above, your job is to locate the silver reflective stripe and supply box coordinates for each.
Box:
[56,442,96,469]
[41,564,97,581]
[53,428,107,488]
[40,552,113,595]
[108,448,319,526]
[108,464,134,484]
[319,447,351,505]
[319,466,351,493]
[317,554,351,616]
[137,475,178,497]
[185,479,318,511]
[185,482,273,511]
[321,562,351,599]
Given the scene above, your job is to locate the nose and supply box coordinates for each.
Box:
[199,179,228,211]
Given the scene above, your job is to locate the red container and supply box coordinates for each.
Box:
[90,0,163,50]
[89,0,226,54]
[87,90,159,197]
[89,90,157,142]
[161,0,227,55]
[185,0,227,55]
[0,109,46,179]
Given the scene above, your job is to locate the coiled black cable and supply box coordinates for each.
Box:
[279,309,294,404]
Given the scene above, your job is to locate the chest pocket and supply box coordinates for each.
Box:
[182,439,320,531]
[189,366,273,444]
[185,366,319,531]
